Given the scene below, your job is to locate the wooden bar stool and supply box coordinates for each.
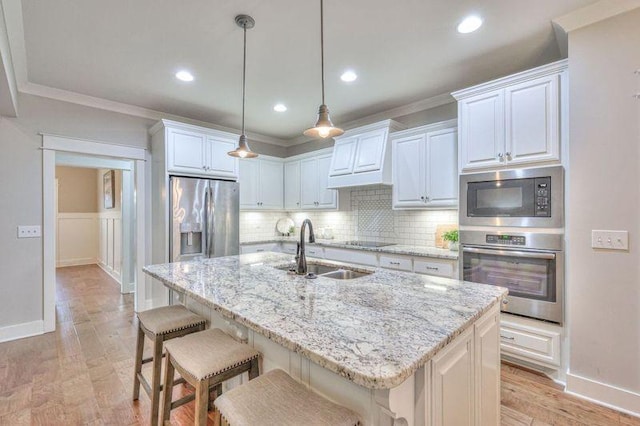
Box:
[161,328,260,426]
[214,369,361,426]
[133,305,207,426]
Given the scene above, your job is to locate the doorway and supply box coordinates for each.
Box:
[42,135,147,333]
[54,157,134,294]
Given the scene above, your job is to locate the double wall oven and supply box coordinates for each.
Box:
[459,166,565,324]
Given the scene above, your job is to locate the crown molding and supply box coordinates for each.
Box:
[286,92,454,146]
[553,0,640,33]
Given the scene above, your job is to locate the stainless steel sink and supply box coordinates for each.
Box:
[321,270,371,280]
[275,263,372,280]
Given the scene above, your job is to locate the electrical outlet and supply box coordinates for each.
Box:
[17,225,41,238]
[591,230,628,250]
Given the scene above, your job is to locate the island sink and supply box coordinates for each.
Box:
[275,262,372,280]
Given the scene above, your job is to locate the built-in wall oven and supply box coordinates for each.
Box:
[460,230,564,324]
[460,166,564,228]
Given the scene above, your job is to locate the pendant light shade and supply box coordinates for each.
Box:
[228,15,259,159]
[304,0,344,139]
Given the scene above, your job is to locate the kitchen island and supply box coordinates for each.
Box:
[143,252,507,425]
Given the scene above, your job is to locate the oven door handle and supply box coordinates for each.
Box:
[462,246,556,260]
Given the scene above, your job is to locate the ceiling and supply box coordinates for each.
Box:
[18,0,596,142]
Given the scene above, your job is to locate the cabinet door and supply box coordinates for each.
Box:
[316,155,337,209]
[475,308,500,426]
[284,161,301,210]
[300,158,318,209]
[329,137,357,176]
[167,128,207,174]
[353,129,387,173]
[459,90,505,171]
[431,328,474,426]
[206,136,239,179]
[239,160,260,209]
[392,135,425,208]
[425,128,458,208]
[259,159,284,210]
[505,74,560,166]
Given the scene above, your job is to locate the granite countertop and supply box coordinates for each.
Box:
[144,252,506,389]
[240,238,459,260]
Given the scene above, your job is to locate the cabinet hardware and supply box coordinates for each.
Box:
[500,335,515,341]
[505,152,512,160]
[425,266,439,270]
[389,261,401,265]
[256,249,264,252]
[497,153,504,160]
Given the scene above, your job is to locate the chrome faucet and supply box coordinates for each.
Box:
[296,219,315,274]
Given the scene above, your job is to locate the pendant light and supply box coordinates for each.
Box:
[303,0,344,139]
[228,15,258,159]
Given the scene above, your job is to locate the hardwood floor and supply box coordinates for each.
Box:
[0,264,637,425]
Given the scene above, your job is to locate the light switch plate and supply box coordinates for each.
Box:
[18,225,41,238]
[591,230,628,250]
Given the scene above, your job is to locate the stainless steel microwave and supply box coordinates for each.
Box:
[460,166,564,228]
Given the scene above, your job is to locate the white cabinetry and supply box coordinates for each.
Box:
[159,121,239,179]
[298,152,338,210]
[328,120,405,188]
[284,160,301,210]
[453,60,566,172]
[430,327,475,426]
[391,120,458,209]
[240,243,280,254]
[475,308,500,426]
[239,156,284,210]
[500,313,561,368]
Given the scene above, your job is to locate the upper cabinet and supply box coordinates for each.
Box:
[327,120,405,188]
[285,149,338,211]
[151,120,239,180]
[239,156,284,210]
[391,120,458,209]
[452,60,567,172]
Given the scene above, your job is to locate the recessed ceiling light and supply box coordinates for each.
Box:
[273,103,287,112]
[340,70,358,82]
[457,15,483,34]
[175,70,194,82]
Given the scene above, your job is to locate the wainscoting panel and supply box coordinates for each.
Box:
[98,211,122,284]
[57,213,98,267]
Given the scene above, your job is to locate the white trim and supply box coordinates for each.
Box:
[333,119,405,140]
[21,82,288,146]
[42,134,146,161]
[0,1,18,116]
[282,147,334,162]
[389,118,458,138]
[0,320,44,343]
[97,261,122,285]
[57,258,96,268]
[451,59,568,100]
[42,149,56,332]
[56,152,133,170]
[553,0,640,33]
[135,158,147,312]
[566,372,640,418]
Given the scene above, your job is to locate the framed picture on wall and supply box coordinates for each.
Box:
[103,170,115,209]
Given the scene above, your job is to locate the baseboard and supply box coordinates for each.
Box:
[0,320,44,343]
[97,262,122,285]
[56,258,97,267]
[566,372,640,418]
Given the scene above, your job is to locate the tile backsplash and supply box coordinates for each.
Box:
[240,185,458,247]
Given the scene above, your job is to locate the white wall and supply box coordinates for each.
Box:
[566,8,640,412]
[0,93,153,331]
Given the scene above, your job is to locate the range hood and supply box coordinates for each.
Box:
[326,119,405,188]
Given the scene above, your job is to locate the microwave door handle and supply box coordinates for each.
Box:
[462,246,556,260]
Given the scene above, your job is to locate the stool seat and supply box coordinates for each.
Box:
[215,369,360,426]
[137,305,206,336]
[164,328,260,380]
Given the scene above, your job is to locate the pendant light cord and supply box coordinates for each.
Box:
[320,0,325,105]
[241,23,247,135]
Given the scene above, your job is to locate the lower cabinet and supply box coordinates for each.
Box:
[500,313,561,368]
[428,305,500,426]
[240,243,280,254]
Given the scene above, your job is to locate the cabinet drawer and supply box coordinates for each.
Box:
[379,255,412,271]
[500,317,561,367]
[241,243,279,254]
[281,243,297,255]
[414,259,454,278]
[305,246,324,258]
[324,248,378,266]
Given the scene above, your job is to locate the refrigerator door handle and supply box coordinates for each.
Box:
[207,186,215,257]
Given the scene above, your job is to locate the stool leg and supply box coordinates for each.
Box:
[248,358,259,380]
[150,336,164,426]
[132,325,145,400]
[195,378,210,426]
[162,353,175,424]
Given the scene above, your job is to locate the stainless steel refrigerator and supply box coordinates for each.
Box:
[169,176,239,263]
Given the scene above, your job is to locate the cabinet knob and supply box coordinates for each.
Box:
[505,152,512,160]
[497,153,504,160]
[420,196,424,200]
